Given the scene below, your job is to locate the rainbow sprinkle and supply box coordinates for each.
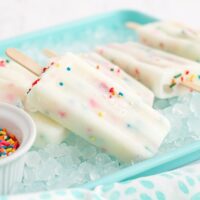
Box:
[169,70,200,89]
[0,128,19,159]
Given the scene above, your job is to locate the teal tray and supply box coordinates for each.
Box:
[1,10,200,191]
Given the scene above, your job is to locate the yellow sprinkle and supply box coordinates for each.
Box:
[98,112,103,117]
[0,131,6,135]
[6,148,12,153]
[7,139,14,144]
[189,74,196,81]
[55,63,60,67]
[89,136,96,142]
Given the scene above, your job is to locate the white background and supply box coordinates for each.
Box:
[0,0,200,40]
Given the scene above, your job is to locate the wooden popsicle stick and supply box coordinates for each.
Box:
[6,48,41,76]
[126,22,142,30]
[43,49,57,58]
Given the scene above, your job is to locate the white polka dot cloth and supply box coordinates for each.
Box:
[2,162,200,200]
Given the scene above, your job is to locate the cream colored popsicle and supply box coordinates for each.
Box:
[44,49,154,106]
[127,21,200,62]
[25,53,170,162]
[81,52,154,106]
[96,42,200,98]
[0,58,68,147]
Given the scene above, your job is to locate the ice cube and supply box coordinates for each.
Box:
[25,151,42,168]
[190,92,200,115]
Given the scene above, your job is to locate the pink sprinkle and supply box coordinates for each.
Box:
[1,141,10,146]
[98,49,104,55]
[89,99,98,108]
[117,68,120,73]
[58,111,66,118]
[0,60,5,67]
[6,94,16,102]
[100,82,109,90]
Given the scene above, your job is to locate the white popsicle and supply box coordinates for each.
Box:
[0,58,68,147]
[25,53,170,162]
[81,52,154,106]
[127,21,200,62]
[96,42,200,98]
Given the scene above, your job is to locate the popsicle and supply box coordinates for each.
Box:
[44,49,154,106]
[13,51,170,162]
[0,58,68,147]
[96,42,200,99]
[81,53,154,106]
[127,21,200,62]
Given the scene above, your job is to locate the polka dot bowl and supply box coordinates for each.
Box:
[0,103,36,195]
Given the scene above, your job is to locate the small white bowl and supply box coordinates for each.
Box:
[0,103,36,195]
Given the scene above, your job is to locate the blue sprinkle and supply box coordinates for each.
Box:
[59,82,64,86]
[118,92,124,96]
[66,66,71,71]
[127,124,131,128]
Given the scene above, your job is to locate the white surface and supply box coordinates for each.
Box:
[0,0,200,40]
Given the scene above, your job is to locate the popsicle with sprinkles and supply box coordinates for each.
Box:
[23,52,170,162]
[127,21,200,62]
[81,52,154,106]
[0,56,69,147]
[97,42,200,99]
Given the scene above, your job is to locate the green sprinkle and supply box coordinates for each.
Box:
[174,73,182,79]
[198,75,200,79]
[6,59,10,63]
[110,68,114,72]
[169,83,176,88]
